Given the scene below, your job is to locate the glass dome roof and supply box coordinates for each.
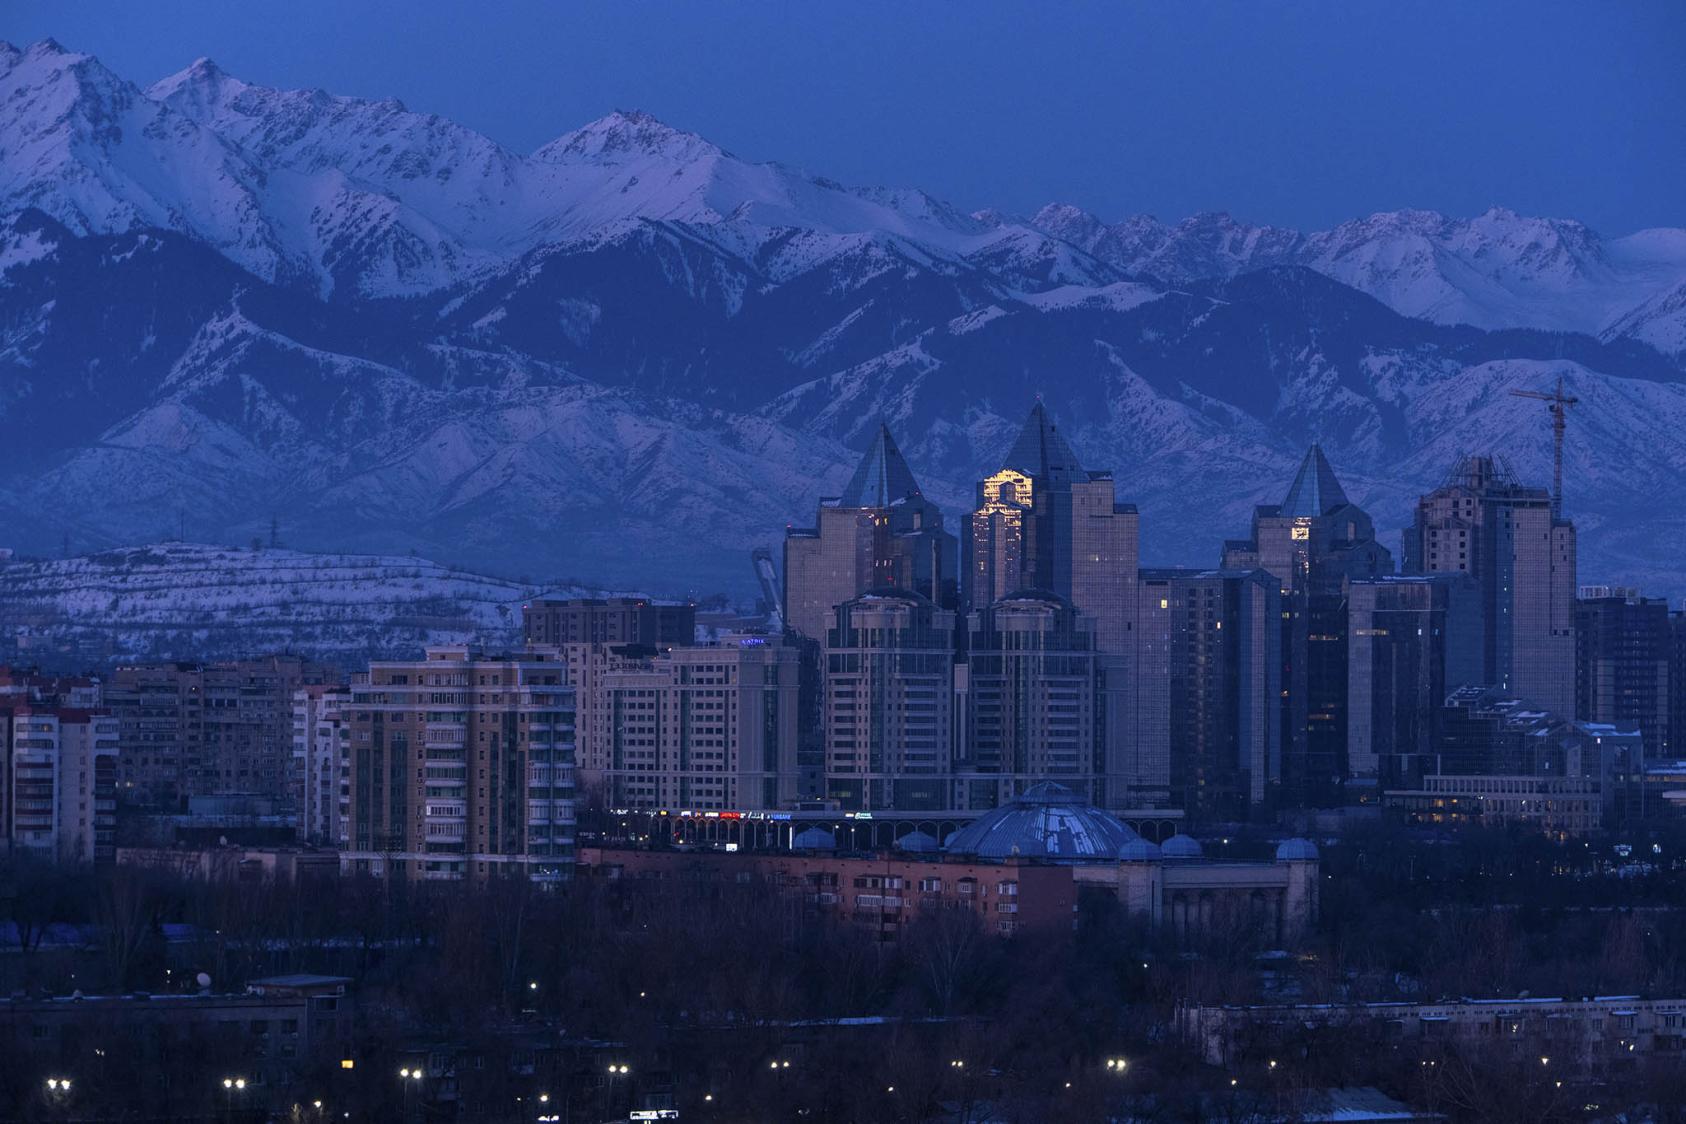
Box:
[944,782,1145,862]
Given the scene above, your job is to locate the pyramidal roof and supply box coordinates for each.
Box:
[1001,402,1086,485]
[835,424,924,508]
[1280,444,1350,518]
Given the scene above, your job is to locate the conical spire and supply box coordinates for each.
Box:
[836,424,924,508]
[1279,444,1349,517]
[1002,402,1085,485]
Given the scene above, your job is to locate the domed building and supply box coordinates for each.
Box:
[943,782,1144,862]
[942,784,1321,945]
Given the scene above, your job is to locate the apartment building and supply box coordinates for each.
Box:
[589,636,801,811]
[292,684,352,846]
[341,647,575,882]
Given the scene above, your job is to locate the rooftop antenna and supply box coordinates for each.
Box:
[1509,375,1578,520]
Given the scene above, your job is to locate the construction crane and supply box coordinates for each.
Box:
[1510,375,1578,520]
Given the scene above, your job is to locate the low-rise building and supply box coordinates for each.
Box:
[1179,994,1686,1075]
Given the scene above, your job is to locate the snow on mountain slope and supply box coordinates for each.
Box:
[1025,203,1686,350]
[0,40,296,283]
[0,541,594,663]
[3,41,1686,601]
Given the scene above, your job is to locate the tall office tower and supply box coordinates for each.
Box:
[523,597,695,648]
[960,592,1102,809]
[594,636,801,811]
[292,684,352,846]
[342,647,575,882]
[783,425,956,645]
[1404,454,1577,717]
[0,706,118,864]
[1347,575,1484,787]
[966,403,1139,653]
[1672,609,1686,763]
[106,656,334,810]
[1576,588,1672,761]
[823,589,957,811]
[1137,569,1282,816]
[1223,445,1392,806]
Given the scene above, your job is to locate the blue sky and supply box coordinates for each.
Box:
[5,1,1681,234]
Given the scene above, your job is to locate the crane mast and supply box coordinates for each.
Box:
[1509,375,1578,520]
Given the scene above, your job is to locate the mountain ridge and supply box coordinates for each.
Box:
[3,41,1685,599]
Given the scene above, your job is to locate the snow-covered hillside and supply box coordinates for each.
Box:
[0,542,595,665]
[2,40,1685,599]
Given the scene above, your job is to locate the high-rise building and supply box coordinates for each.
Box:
[1347,575,1484,787]
[1671,609,1686,764]
[292,684,352,846]
[1136,569,1282,816]
[106,657,334,811]
[522,598,695,648]
[1223,445,1392,806]
[959,592,1103,809]
[1576,588,1671,761]
[0,705,118,864]
[341,647,575,882]
[823,589,957,811]
[783,425,956,645]
[590,636,801,811]
[965,403,1139,654]
[1404,455,1577,717]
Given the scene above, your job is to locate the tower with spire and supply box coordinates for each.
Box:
[1223,444,1393,807]
[965,402,1139,654]
[783,424,956,645]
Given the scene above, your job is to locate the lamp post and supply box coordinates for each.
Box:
[606,1063,630,1119]
[399,1067,425,1121]
[221,1076,246,1122]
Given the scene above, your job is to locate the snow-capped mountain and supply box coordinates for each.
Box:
[0,542,601,664]
[1023,204,1686,347]
[3,40,1685,599]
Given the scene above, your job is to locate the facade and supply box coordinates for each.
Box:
[587,636,802,811]
[1400,686,1641,831]
[823,590,957,811]
[1180,994,1686,1074]
[582,785,1317,945]
[106,657,334,810]
[783,425,956,645]
[1673,610,1686,770]
[960,592,1102,809]
[579,846,1076,939]
[0,705,118,863]
[1576,587,1671,761]
[340,647,576,882]
[2,976,354,1098]
[292,684,351,846]
[1404,454,1577,717]
[522,597,695,648]
[1223,445,1393,806]
[1136,569,1282,815]
[1384,773,1604,836]
[1347,574,1484,787]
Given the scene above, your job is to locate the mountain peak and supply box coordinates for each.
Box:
[533,109,721,164]
[148,55,250,105]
